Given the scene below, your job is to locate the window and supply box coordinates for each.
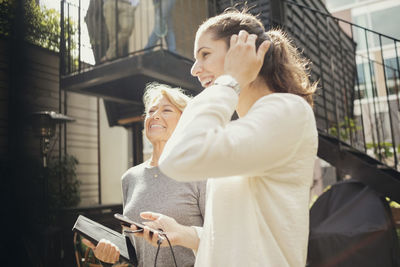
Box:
[356,62,375,99]
[370,6,400,41]
[383,57,400,95]
[353,14,368,51]
[352,4,400,50]
[384,58,398,80]
[326,0,356,10]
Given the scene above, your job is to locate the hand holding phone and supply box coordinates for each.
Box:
[114,213,165,244]
[114,213,161,234]
[114,213,144,228]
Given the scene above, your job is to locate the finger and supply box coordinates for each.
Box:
[114,248,120,263]
[230,34,238,47]
[257,40,271,61]
[142,226,151,240]
[147,226,160,246]
[142,226,155,245]
[152,230,162,244]
[128,224,138,230]
[247,34,257,46]
[98,239,112,256]
[140,211,162,221]
[128,224,145,236]
[105,244,118,263]
[96,239,107,254]
[143,220,158,228]
[237,30,249,43]
[153,230,160,242]
[114,246,120,261]
[144,223,164,234]
[82,238,96,250]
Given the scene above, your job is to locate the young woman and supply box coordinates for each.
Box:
[132,9,318,267]
[83,83,206,267]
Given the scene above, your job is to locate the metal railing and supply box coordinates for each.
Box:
[59,0,400,170]
[60,0,216,75]
[284,0,400,171]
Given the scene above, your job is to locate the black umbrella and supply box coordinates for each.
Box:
[307,179,400,267]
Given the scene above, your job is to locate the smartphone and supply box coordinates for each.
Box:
[114,213,162,234]
[123,229,144,234]
[115,213,165,242]
[114,213,146,228]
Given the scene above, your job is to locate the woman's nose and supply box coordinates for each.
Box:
[152,110,161,119]
[191,60,201,77]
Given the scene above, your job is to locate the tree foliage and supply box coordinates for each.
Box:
[0,0,76,52]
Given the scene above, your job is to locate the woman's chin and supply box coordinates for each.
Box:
[148,136,168,145]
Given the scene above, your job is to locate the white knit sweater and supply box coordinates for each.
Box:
[159,85,318,267]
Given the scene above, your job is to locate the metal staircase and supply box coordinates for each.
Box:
[281,0,400,201]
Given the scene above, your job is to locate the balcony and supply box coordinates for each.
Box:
[60,0,214,125]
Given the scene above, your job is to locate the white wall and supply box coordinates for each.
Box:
[99,99,129,204]
[66,92,100,206]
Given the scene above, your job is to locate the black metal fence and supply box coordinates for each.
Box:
[60,0,215,75]
[283,0,400,171]
[59,0,400,170]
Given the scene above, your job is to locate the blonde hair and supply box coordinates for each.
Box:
[198,9,318,106]
[143,82,191,114]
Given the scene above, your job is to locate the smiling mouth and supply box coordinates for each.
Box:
[201,78,213,88]
[150,125,165,129]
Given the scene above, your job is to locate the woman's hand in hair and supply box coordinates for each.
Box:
[224,30,270,89]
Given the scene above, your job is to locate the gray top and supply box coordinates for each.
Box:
[121,161,206,267]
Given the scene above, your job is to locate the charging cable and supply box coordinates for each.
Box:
[154,233,177,267]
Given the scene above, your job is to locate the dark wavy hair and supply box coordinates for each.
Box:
[196,9,318,106]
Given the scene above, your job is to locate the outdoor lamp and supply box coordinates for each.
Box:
[32,111,75,167]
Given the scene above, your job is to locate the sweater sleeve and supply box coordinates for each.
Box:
[159,85,315,182]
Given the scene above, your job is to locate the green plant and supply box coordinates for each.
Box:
[0,0,77,52]
[47,154,81,208]
[328,116,360,142]
[366,142,394,160]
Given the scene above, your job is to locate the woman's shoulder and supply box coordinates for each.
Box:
[258,92,309,104]
[255,93,314,116]
[121,162,147,181]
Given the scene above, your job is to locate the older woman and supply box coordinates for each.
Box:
[84,83,206,267]
[132,9,318,267]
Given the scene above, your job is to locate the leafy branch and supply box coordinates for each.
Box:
[328,116,360,142]
[0,0,77,52]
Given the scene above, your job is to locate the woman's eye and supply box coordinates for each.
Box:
[201,52,209,58]
[164,109,173,112]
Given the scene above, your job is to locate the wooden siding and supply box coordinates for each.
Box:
[0,39,100,206]
[65,91,100,206]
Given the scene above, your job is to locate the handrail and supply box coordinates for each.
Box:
[284,0,400,171]
[285,0,400,42]
[60,0,213,75]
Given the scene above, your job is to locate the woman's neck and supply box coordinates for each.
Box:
[236,76,273,117]
[149,141,166,166]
